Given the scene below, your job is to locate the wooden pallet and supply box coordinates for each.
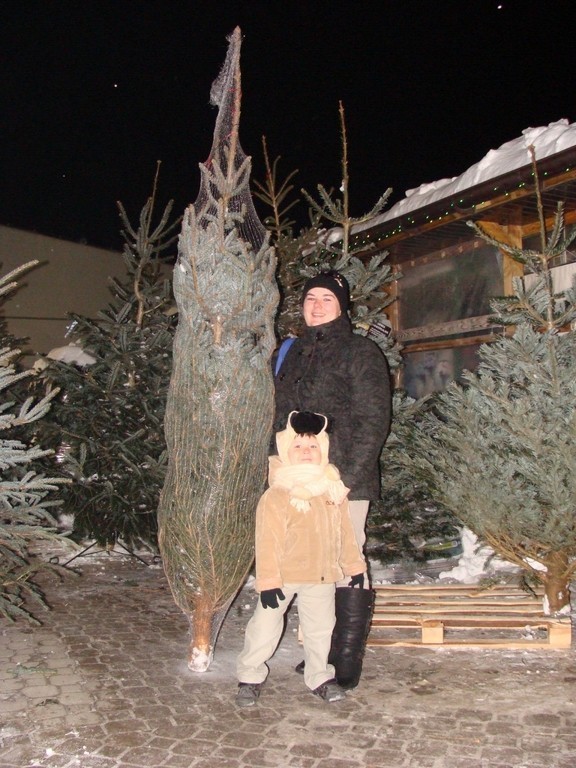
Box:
[368,584,572,649]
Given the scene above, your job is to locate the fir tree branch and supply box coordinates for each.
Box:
[252,136,299,239]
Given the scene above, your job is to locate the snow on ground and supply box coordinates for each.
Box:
[369,527,519,587]
[437,527,518,583]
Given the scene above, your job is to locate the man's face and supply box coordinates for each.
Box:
[302,288,341,327]
[287,434,321,465]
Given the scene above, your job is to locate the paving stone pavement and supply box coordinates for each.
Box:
[1,548,575,768]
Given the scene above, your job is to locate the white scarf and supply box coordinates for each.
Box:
[270,461,349,512]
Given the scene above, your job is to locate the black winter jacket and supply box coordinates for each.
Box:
[273,314,392,500]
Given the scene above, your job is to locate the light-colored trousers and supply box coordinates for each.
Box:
[237,582,336,691]
[337,499,371,588]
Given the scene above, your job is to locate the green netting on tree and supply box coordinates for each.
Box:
[158,28,278,671]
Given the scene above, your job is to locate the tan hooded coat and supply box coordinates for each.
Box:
[254,487,366,591]
[254,412,366,592]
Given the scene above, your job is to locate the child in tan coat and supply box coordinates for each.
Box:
[235,411,366,707]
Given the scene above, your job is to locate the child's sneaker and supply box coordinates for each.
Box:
[311,678,346,702]
[235,682,262,708]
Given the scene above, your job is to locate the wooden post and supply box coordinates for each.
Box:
[421,619,444,644]
[548,620,572,649]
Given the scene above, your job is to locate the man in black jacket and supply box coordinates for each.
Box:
[273,270,392,688]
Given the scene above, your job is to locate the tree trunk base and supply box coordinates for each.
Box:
[185,594,236,672]
[188,645,214,673]
[542,551,572,615]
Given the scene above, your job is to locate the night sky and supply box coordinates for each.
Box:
[1,1,573,250]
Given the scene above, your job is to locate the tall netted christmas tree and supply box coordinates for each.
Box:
[35,185,179,551]
[396,152,576,612]
[157,28,278,671]
[0,262,71,623]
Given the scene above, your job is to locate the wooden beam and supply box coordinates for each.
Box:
[369,583,571,649]
[476,220,524,294]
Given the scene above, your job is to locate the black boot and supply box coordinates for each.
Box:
[328,587,374,690]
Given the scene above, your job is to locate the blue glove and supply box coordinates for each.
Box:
[348,573,365,589]
[260,588,286,609]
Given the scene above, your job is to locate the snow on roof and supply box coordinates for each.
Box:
[356,119,576,233]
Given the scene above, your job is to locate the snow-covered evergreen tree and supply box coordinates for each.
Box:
[397,155,576,612]
[34,189,179,551]
[0,262,70,623]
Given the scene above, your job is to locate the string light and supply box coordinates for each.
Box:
[346,165,576,253]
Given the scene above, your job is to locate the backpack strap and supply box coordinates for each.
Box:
[274,337,296,376]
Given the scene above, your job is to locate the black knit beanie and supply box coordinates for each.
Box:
[289,410,327,435]
[301,270,350,313]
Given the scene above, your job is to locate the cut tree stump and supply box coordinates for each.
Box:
[368,584,572,649]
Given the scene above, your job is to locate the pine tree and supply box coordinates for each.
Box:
[0,262,71,623]
[158,29,278,672]
[35,182,179,552]
[369,391,461,565]
[396,150,576,612]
